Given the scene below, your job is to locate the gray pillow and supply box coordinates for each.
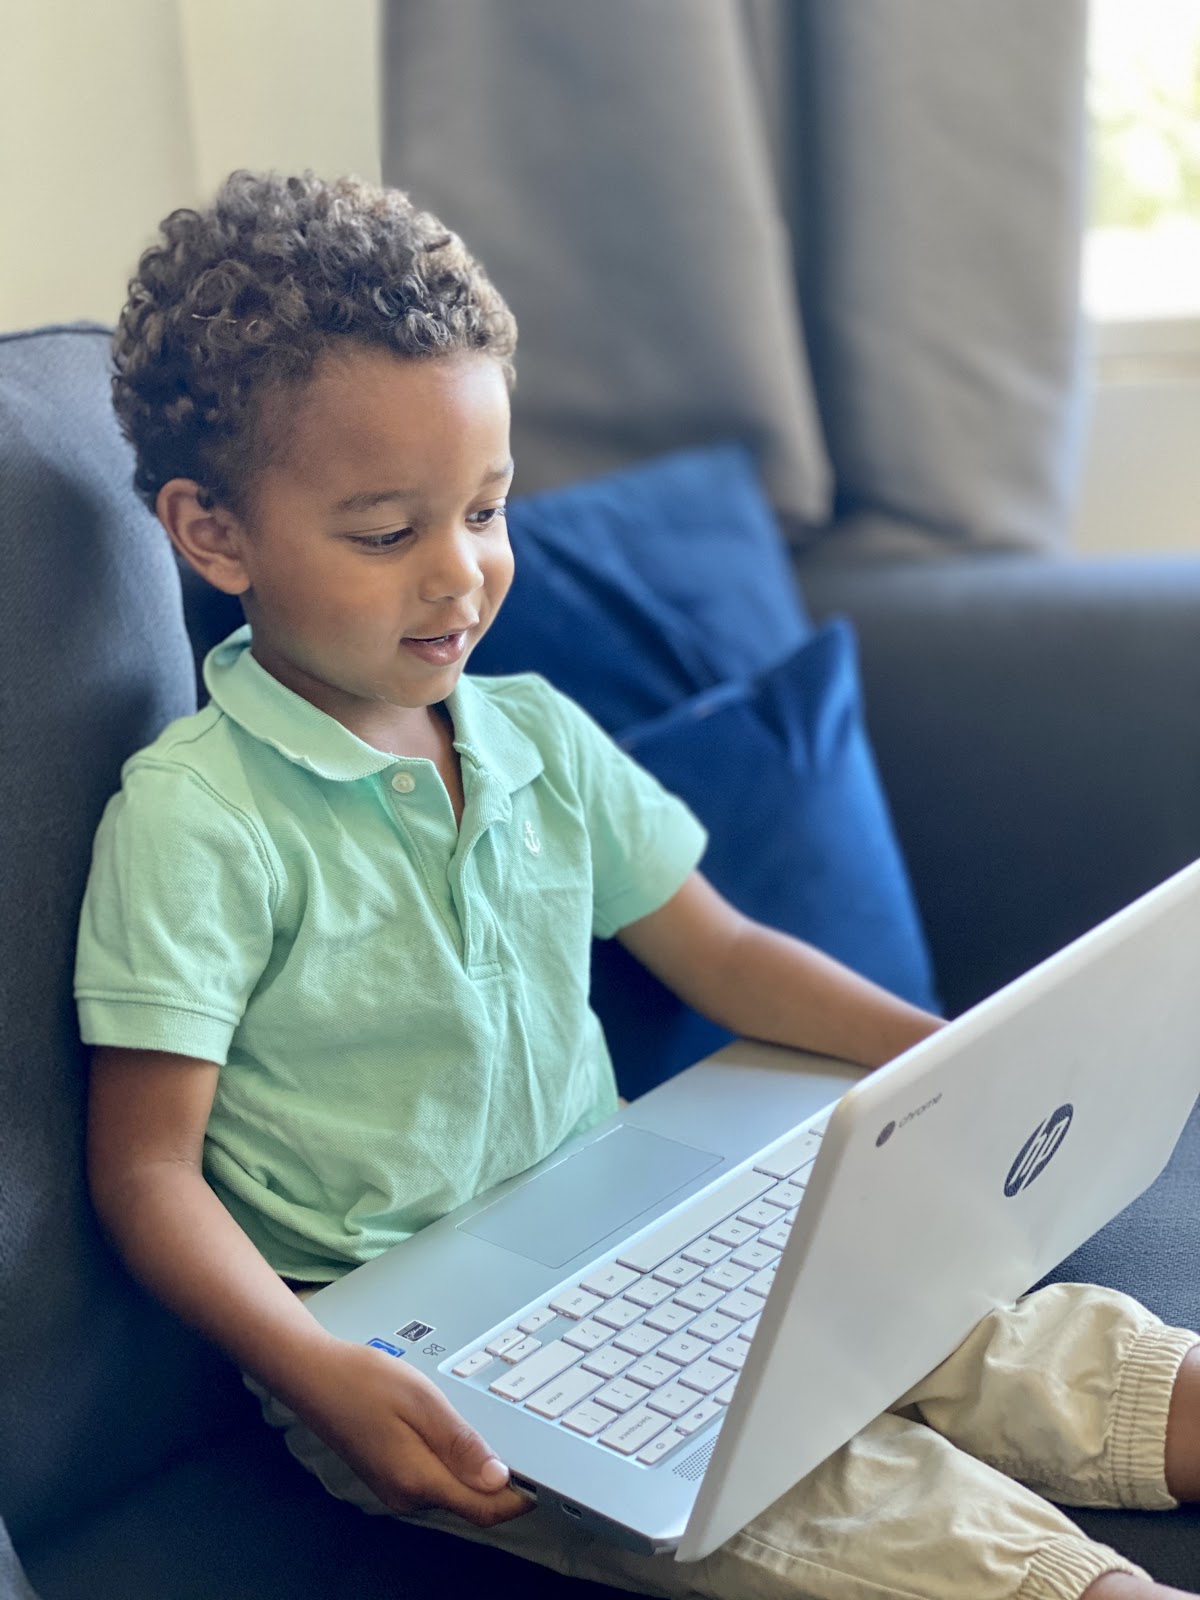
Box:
[382,0,833,524]
[795,0,1088,552]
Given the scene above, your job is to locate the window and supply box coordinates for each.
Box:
[1086,0,1200,354]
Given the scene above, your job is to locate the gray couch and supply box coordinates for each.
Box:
[4,323,1200,1597]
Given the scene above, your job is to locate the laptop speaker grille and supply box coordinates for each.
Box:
[673,1436,717,1481]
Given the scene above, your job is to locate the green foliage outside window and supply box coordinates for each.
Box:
[1090,2,1200,232]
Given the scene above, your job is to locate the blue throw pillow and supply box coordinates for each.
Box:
[591,620,940,1100]
[470,443,809,732]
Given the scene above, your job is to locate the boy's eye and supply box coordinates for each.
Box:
[351,528,412,550]
[468,503,507,529]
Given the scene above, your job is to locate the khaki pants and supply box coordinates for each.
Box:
[251,1284,1198,1600]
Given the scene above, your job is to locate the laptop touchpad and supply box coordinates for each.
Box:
[458,1125,722,1270]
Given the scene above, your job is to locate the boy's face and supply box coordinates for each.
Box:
[214,348,515,737]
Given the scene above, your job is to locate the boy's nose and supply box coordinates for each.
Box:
[417,524,483,602]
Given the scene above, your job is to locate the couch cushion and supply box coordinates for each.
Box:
[592,622,939,1098]
[470,443,810,732]
[20,1421,625,1600]
[0,325,251,1547]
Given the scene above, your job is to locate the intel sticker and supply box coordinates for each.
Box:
[366,1338,405,1357]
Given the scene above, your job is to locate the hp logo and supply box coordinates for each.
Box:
[1004,1105,1074,1197]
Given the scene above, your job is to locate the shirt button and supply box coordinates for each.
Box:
[390,771,416,794]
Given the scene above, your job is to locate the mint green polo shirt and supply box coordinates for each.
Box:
[75,627,706,1283]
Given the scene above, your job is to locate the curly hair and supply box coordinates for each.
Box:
[112,170,518,515]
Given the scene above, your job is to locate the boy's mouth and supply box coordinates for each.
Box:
[401,630,469,666]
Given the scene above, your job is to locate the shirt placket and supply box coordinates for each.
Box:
[382,759,509,978]
[382,762,464,962]
[448,764,510,981]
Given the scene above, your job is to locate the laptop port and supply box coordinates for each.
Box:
[510,1474,538,1499]
[561,1502,582,1519]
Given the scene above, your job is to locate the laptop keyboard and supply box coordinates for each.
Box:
[447,1115,828,1467]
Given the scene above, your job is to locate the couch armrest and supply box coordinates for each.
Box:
[797,553,1200,1016]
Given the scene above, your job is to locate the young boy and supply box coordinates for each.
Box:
[76,171,1200,1600]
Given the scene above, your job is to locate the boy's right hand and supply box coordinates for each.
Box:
[290,1336,533,1526]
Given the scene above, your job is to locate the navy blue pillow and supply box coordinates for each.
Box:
[470,443,809,732]
[591,621,941,1100]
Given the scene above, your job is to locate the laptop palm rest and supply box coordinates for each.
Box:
[458,1125,721,1269]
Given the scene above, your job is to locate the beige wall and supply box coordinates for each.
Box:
[1071,350,1200,555]
[0,0,380,332]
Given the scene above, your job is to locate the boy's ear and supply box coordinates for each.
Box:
[156,479,252,596]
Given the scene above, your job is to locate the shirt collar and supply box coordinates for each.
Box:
[204,626,544,794]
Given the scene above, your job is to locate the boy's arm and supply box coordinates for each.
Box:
[87,1046,528,1525]
[616,872,942,1069]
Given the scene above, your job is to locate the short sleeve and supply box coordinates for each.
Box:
[547,688,708,939]
[74,761,279,1063]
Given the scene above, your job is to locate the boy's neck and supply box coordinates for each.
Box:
[354,700,453,762]
[246,635,451,759]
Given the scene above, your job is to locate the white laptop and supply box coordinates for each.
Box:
[308,856,1200,1561]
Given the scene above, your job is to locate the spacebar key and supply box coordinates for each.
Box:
[617,1169,776,1273]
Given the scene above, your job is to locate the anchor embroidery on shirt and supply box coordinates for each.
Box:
[523,820,542,855]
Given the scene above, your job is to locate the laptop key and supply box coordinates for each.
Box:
[593,1296,642,1330]
[643,1301,694,1334]
[646,1381,699,1418]
[673,1281,725,1313]
[562,1400,616,1437]
[593,1377,646,1413]
[738,1314,762,1341]
[550,1287,605,1320]
[485,1328,527,1358]
[489,1339,578,1401]
[702,1259,753,1291]
[581,1345,636,1378]
[525,1367,604,1419]
[637,1427,689,1465]
[760,1220,792,1250]
[612,1322,667,1355]
[676,1398,722,1435]
[626,1354,676,1389]
[658,1331,707,1366]
[689,1311,740,1345]
[562,1318,611,1351]
[708,1218,757,1248]
[680,1237,730,1266]
[500,1335,543,1364]
[737,1201,785,1229]
[754,1126,823,1180]
[451,1348,495,1378]
[744,1266,777,1297]
[717,1289,762,1321]
[715,1376,739,1404]
[625,1275,675,1308]
[710,1338,747,1371]
[616,1169,775,1273]
[653,1255,705,1287]
[678,1358,730,1395]
[732,1242,781,1271]
[518,1306,557,1335]
[599,1405,671,1456]
[766,1181,807,1210]
[579,1262,641,1299]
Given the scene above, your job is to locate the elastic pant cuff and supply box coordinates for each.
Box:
[1110,1326,1200,1509]
[1018,1534,1149,1600]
